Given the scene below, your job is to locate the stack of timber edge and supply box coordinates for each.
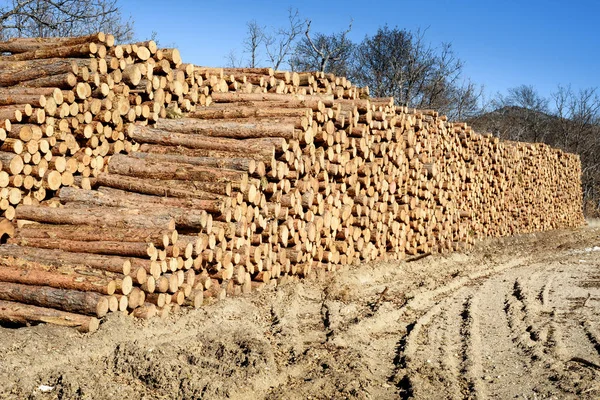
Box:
[0,33,584,332]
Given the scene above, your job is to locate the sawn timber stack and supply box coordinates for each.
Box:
[0,33,584,332]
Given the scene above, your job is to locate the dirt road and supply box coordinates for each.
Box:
[1,225,599,399]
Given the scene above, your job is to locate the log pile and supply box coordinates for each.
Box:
[0,33,584,332]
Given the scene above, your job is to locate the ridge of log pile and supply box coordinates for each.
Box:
[0,32,585,332]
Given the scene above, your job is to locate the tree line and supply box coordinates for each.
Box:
[227,9,483,122]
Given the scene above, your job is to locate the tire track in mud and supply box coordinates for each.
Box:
[388,257,528,399]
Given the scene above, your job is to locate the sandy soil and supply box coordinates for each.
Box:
[0,225,599,400]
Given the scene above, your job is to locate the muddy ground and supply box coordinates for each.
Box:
[1,224,599,400]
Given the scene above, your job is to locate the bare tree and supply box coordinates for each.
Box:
[243,20,264,68]
[224,48,243,68]
[0,0,133,42]
[291,19,353,75]
[351,26,478,120]
[263,8,304,70]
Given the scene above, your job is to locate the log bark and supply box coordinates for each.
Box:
[129,151,256,173]
[0,281,109,317]
[19,72,77,89]
[137,143,273,163]
[187,105,310,120]
[0,33,109,53]
[155,118,296,139]
[0,254,124,295]
[8,237,155,258]
[0,42,97,62]
[59,186,226,214]
[96,173,231,199]
[0,59,79,86]
[0,300,99,333]
[129,124,283,155]
[108,153,247,183]
[15,204,176,230]
[0,244,131,275]
[15,222,175,247]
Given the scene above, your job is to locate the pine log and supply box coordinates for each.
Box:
[0,59,79,86]
[19,72,77,89]
[211,92,334,106]
[0,42,97,62]
[187,105,311,119]
[0,300,99,333]
[96,173,231,199]
[59,186,226,214]
[107,153,247,183]
[15,222,175,247]
[0,33,109,53]
[0,254,123,295]
[129,151,258,173]
[0,281,109,317]
[137,143,273,163]
[155,118,296,139]
[0,244,131,275]
[8,237,155,258]
[15,204,176,230]
[129,124,284,155]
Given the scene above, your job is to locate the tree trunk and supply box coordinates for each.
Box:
[129,124,284,155]
[137,143,273,163]
[0,254,127,295]
[0,42,97,62]
[0,300,99,333]
[155,118,296,139]
[0,243,132,275]
[59,186,226,214]
[0,33,110,53]
[8,237,154,258]
[18,72,77,89]
[15,204,176,230]
[187,105,310,120]
[0,281,109,317]
[0,59,79,86]
[108,153,247,183]
[96,173,231,199]
[15,223,176,248]
[129,151,260,174]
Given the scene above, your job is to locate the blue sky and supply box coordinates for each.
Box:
[121,0,599,105]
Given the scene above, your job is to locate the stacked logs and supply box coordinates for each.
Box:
[0,33,585,332]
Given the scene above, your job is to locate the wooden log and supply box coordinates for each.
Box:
[15,204,176,230]
[129,124,284,155]
[0,243,131,275]
[0,33,110,53]
[210,92,334,105]
[0,42,97,62]
[107,153,247,183]
[18,72,77,89]
[0,281,109,317]
[128,151,260,174]
[0,300,99,333]
[155,118,296,139]
[0,254,124,295]
[96,173,231,199]
[8,237,155,259]
[187,105,311,119]
[59,186,226,214]
[137,143,273,163]
[15,222,176,247]
[0,59,79,86]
